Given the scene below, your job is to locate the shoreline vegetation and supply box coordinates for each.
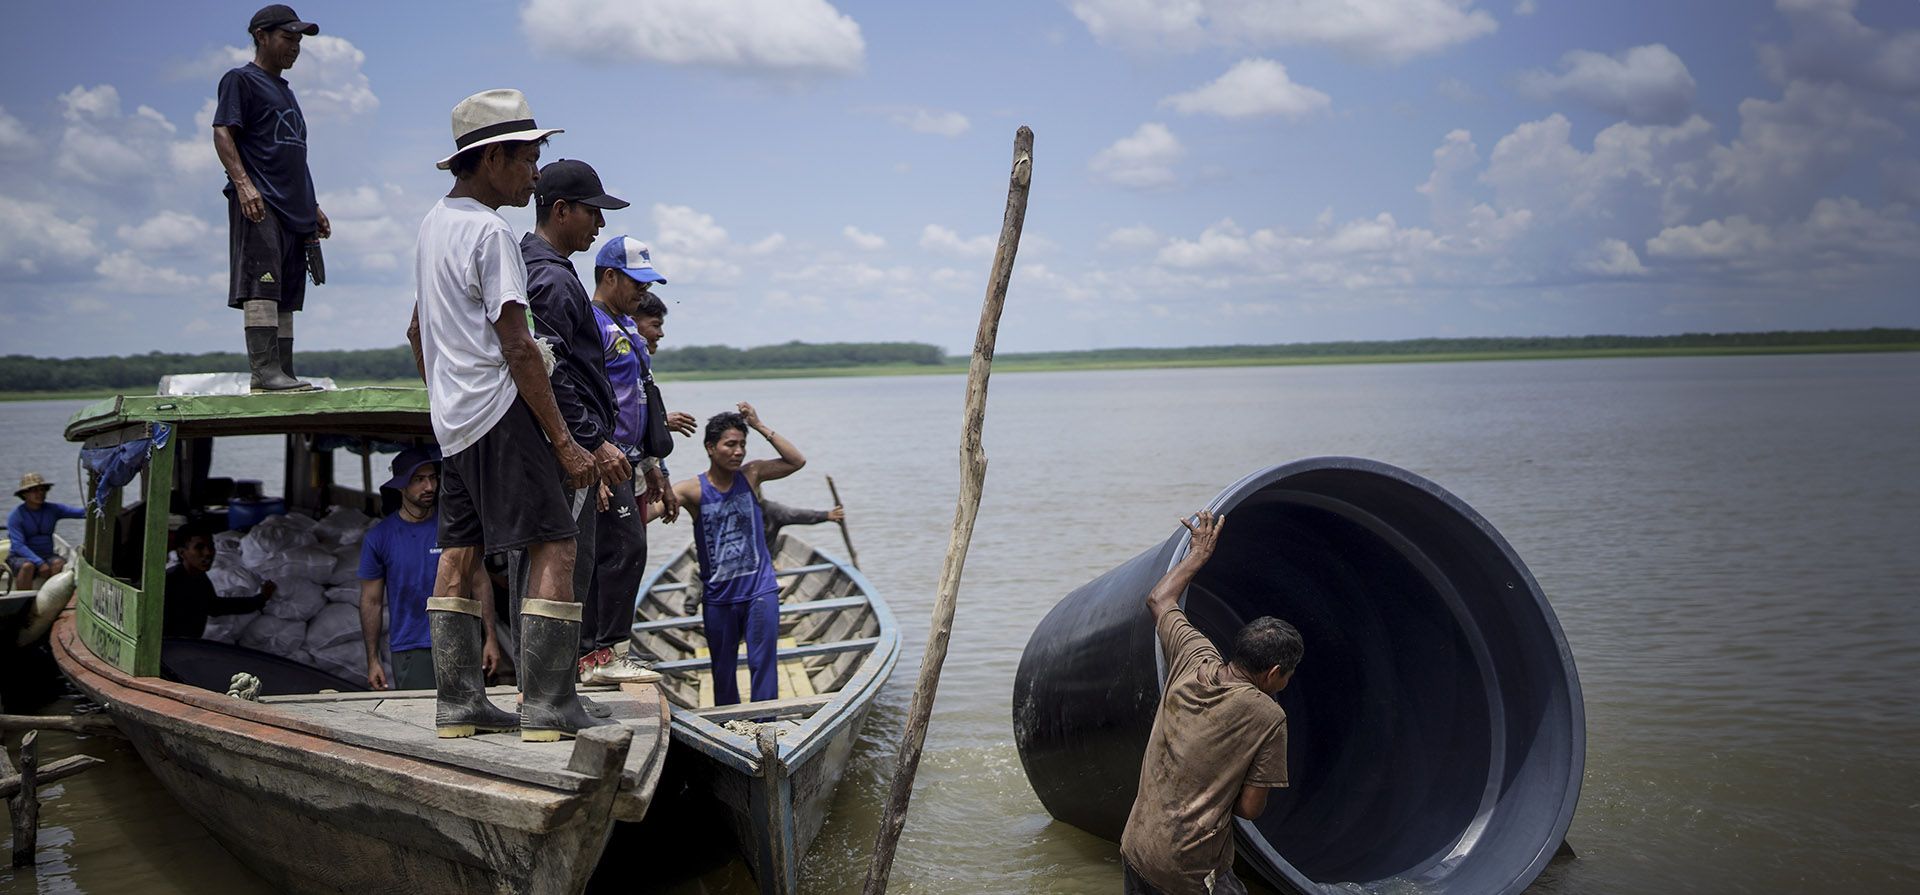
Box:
[2,328,1914,402]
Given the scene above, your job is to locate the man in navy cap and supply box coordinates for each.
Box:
[358,446,506,690]
[517,160,654,698]
[213,4,328,392]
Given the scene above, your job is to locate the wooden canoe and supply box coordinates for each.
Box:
[626,532,900,895]
[53,612,670,894]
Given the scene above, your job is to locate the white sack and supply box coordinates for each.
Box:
[239,614,306,654]
[324,584,361,605]
[240,516,318,568]
[207,565,262,599]
[305,602,365,652]
[202,610,258,645]
[311,640,369,681]
[314,506,373,546]
[325,548,361,586]
[260,577,326,622]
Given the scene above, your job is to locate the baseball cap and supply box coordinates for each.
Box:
[595,236,667,285]
[381,445,443,494]
[249,4,319,35]
[535,160,630,210]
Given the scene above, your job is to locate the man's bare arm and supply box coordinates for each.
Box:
[1145,510,1226,624]
[1233,783,1270,820]
[359,579,388,690]
[737,402,805,486]
[493,307,595,490]
[212,126,265,223]
[408,305,426,382]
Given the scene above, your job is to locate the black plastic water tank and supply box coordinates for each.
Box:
[1013,458,1583,894]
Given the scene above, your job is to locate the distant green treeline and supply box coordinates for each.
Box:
[994,328,1920,364]
[0,329,1912,394]
[0,340,948,393]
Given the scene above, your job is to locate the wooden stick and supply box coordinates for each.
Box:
[862,126,1032,895]
[10,730,38,867]
[0,754,104,801]
[825,475,859,569]
[0,713,122,736]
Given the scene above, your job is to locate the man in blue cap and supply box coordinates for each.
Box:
[358,446,506,690]
[213,4,328,392]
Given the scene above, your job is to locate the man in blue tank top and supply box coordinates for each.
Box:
[667,404,808,705]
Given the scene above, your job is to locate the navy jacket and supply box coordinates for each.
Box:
[521,233,617,452]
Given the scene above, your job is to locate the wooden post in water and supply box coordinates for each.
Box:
[8,731,38,867]
[862,126,1033,895]
[825,475,859,569]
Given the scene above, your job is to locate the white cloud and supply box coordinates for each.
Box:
[651,203,730,253]
[51,85,221,184]
[1089,123,1184,189]
[1646,197,1920,279]
[1514,0,1537,14]
[59,84,120,122]
[747,233,787,254]
[95,251,220,294]
[1516,44,1697,124]
[1434,77,1480,103]
[0,106,34,157]
[1762,0,1920,97]
[1101,225,1162,252]
[919,224,995,257]
[0,194,96,280]
[1481,113,1715,222]
[843,225,887,250]
[1160,58,1331,120]
[116,211,213,253]
[1646,216,1773,260]
[1577,238,1647,276]
[522,0,866,75]
[316,184,412,274]
[888,108,970,137]
[1707,80,1899,216]
[1069,0,1498,63]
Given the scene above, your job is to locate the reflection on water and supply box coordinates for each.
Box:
[2,352,1917,893]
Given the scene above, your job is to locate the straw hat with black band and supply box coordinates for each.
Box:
[14,472,53,500]
[437,89,565,171]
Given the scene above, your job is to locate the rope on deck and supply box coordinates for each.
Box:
[227,672,263,702]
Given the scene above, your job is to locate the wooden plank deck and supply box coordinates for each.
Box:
[693,638,819,709]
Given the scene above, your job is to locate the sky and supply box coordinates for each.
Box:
[1,0,1917,358]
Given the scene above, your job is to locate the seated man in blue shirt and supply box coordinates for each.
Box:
[7,473,84,592]
[359,446,505,690]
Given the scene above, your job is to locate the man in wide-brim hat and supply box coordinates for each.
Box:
[7,473,83,592]
[406,88,613,744]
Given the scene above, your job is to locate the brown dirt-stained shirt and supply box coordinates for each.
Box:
[1119,608,1289,894]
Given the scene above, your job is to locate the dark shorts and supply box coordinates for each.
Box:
[6,555,41,575]
[227,194,309,311]
[438,397,578,554]
[391,647,435,690]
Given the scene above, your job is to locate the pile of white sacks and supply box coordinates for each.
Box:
[202,507,392,683]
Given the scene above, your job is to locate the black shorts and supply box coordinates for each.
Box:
[438,397,579,553]
[227,194,309,311]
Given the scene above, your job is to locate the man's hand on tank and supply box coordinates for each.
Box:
[556,440,596,490]
[1181,510,1226,564]
[593,441,632,485]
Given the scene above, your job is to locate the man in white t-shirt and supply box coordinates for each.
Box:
[406,88,612,743]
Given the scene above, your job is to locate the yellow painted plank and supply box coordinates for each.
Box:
[693,637,817,708]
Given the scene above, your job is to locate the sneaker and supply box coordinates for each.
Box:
[579,647,661,685]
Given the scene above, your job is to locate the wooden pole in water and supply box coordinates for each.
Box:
[8,730,38,867]
[862,126,1032,895]
[825,475,859,569]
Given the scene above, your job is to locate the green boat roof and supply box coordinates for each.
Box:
[66,385,434,445]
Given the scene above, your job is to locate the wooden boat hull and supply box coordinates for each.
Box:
[53,614,644,895]
[627,535,900,894]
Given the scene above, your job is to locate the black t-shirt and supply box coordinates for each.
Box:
[163,565,268,639]
[213,62,317,234]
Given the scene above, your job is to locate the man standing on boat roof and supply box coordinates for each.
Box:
[358,446,507,691]
[408,88,611,742]
[666,405,808,705]
[1120,510,1304,895]
[213,5,329,393]
[516,161,656,701]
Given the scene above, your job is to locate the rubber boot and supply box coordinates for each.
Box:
[245,327,308,392]
[427,598,519,738]
[278,336,311,387]
[577,694,615,718]
[520,599,619,741]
